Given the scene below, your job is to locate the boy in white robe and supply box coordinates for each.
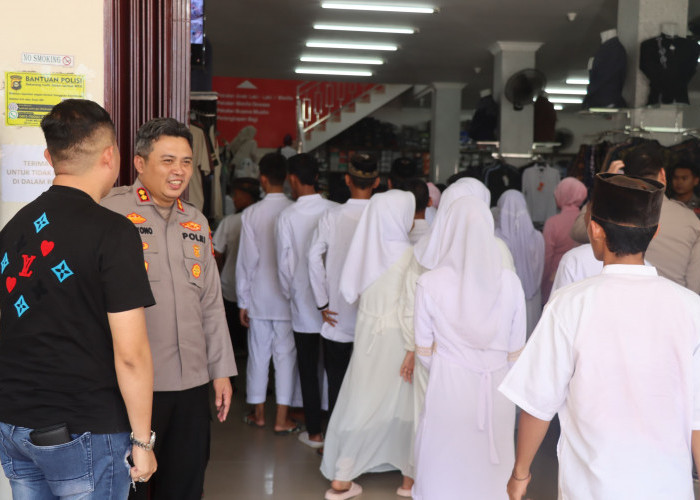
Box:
[276,154,337,448]
[308,155,379,420]
[321,190,417,500]
[404,178,432,245]
[500,173,700,500]
[236,153,298,433]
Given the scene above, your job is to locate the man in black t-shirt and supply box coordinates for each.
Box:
[0,99,157,499]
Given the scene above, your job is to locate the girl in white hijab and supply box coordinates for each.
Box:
[412,196,526,500]
[495,190,545,336]
[322,190,417,500]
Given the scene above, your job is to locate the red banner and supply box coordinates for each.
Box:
[214,77,298,149]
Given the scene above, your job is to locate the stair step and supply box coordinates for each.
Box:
[373,85,386,94]
[331,112,342,123]
[359,93,371,103]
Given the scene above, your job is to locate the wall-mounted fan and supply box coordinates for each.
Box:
[504,69,547,111]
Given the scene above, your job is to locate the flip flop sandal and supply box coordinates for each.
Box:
[273,423,302,435]
[242,413,264,428]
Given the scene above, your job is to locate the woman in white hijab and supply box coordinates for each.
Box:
[495,190,545,336]
[321,190,417,500]
[412,196,526,500]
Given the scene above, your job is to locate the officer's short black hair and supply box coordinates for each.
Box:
[135,118,193,159]
[40,99,115,165]
[259,153,287,186]
[287,153,319,186]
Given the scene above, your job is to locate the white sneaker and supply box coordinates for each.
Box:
[298,431,324,449]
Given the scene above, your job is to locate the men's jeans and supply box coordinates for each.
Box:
[0,422,131,500]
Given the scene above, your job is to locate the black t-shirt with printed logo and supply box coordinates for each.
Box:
[0,186,155,433]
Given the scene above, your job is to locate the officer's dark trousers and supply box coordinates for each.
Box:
[128,384,210,500]
[322,337,353,416]
[293,332,323,436]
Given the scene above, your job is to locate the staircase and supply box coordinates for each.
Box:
[298,82,413,152]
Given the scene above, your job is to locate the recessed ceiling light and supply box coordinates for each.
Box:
[548,97,584,104]
[565,77,589,85]
[301,55,384,65]
[314,23,415,34]
[321,2,435,14]
[545,87,587,95]
[553,104,564,110]
[295,67,373,76]
[306,41,398,51]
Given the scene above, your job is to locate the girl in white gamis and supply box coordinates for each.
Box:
[412,196,526,500]
[321,190,417,500]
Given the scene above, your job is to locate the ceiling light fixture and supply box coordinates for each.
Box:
[548,97,584,104]
[321,2,435,14]
[553,104,564,110]
[545,87,587,95]
[565,77,590,85]
[295,67,373,76]
[301,55,384,65]
[314,23,415,34]
[306,41,398,51]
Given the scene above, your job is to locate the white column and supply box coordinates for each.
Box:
[490,41,542,165]
[429,82,465,183]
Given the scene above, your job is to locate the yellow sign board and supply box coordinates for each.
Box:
[5,72,85,127]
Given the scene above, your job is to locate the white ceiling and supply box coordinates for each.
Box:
[206,0,697,108]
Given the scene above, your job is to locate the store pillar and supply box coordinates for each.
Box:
[430,82,464,183]
[490,41,542,165]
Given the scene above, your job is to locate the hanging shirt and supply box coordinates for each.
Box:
[308,199,369,343]
[236,193,292,321]
[188,124,211,212]
[500,264,700,499]
[276,193,337,333]
[521,165,560,225]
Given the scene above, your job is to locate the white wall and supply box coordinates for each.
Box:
[0,1,104,227]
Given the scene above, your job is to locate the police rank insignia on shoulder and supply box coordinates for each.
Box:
[137,188,150,202]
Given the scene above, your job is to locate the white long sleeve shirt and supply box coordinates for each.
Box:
[276,194,337,333]
[308,199,369,342]
[236,193,293,320]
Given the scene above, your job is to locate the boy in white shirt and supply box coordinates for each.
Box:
[403,178,431,244]
[236,154,298,433]
[276,154,337,447]
[501,173,700,500]
[308,155,379,418]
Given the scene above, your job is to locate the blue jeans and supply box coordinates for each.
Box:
[0,422,131,499]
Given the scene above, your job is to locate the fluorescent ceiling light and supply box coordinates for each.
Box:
[321,2,435,13]
[301,55,383,65]
[549,97,584,104]
[306,41,397,51]
[565,77,589,85]
[553,104,564,110]
[314,23,414,34]
[545,87,587,95]
[295,67,373,76]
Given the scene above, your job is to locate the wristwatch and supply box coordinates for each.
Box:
[130,431,156,451]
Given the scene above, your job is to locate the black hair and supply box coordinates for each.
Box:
[402,178,430,213]
[134,118,193,158]
[287,153,319,186]
[594,217,657,257]
[40,99,115,164]
[348,174,377,190]
[230,177,261,201]
[259,153,287,185]
[435,183,447,193]
[283,134,293,146]
[672,163,699,178]
[622,143,665,179]
[390,157,417,189]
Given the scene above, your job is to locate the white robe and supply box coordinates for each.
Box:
[412,270,526,500]
[321,248,415,481]
[500,265,700,499]
[551,243,602,294]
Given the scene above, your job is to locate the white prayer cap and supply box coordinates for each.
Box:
[340,190,414,304]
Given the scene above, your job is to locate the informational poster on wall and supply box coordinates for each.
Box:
[213,77,298,148]
[1,145,54,202]
[5,72,85,127]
